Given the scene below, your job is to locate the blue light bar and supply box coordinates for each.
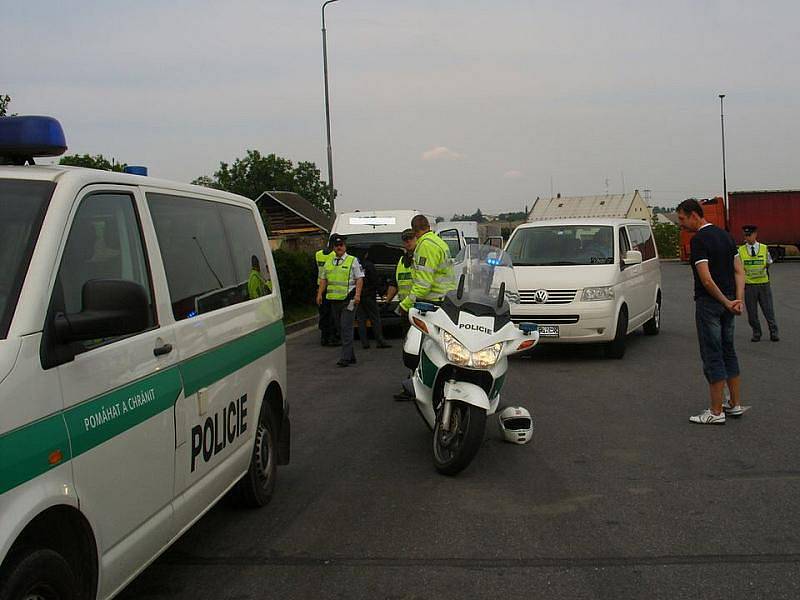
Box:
[0,116,67,162]
[124,166,148,176]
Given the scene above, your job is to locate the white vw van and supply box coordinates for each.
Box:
[0,117,289,600]
[505,218,661,358]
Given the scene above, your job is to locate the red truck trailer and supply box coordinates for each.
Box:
[680,190,800,262]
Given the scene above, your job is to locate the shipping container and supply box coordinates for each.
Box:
[680,190,800,262]
[728,190,800,250]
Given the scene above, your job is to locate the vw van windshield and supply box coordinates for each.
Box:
[0,179,55,339]
[506,225,615,266]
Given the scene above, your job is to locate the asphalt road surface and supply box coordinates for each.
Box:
[121,262,800,600]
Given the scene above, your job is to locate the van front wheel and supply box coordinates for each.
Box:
[605,307,628,359]
[0,549,77,600]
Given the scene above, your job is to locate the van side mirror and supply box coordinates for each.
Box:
[54,279,150,343]
[622,250,643,267]
[487,236,504,248]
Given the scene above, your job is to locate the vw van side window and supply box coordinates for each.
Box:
[633,225,657,261]
[147,194,269,320]
[55,192,155,352]
[218,204,273,299]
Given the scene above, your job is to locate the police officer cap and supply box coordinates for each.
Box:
[401,228,415,241]
[330,233,347,245]
[742,224,757,234]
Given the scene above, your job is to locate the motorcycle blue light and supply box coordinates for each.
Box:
[487,257,501,266]
[0,116,67,162]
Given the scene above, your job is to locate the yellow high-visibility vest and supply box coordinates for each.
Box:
[738,244,769,284]
[324,255,356,300]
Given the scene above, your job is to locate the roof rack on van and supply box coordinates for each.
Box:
[0,115,67,166]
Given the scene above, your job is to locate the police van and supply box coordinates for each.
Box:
[0,117,290,599]
[331,210,465,327]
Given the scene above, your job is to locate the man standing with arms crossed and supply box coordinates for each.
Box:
[677,199,747,424]
[739,224,779,342]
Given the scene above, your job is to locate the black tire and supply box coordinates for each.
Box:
[643,297,661,336]
[432,401,486,476]
[233,406,277,508]
[605,307,628,359]
[0,549,77,600]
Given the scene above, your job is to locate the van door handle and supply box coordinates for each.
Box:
[153,343,173,357]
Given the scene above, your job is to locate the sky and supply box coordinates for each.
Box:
[3,0,799,216]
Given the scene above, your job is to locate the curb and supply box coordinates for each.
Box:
[285,315,319,337]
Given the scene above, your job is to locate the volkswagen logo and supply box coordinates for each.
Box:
[533,289,549,304]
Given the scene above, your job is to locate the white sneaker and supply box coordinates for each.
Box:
[689,409,726,425]
[723,403,750,418]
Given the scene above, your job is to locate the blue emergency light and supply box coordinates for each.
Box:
[0,116,67,165]
[124,165,148,176]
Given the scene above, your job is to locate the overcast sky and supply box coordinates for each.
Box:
[3,0,798,215]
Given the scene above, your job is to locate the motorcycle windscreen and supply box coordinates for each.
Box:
[450,244,519,308]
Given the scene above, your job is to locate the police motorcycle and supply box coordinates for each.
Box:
[403,244,539,475]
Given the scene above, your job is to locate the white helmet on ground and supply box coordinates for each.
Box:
[498,406,533,444]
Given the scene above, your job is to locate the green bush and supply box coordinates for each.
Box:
[272,249,318,309]
[652,221,679,258]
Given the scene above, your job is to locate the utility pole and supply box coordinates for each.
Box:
[322,0,340,217]
[719,94,728,214]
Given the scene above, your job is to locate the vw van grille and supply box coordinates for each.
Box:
[511,315,580,325]
[518,289,577,304]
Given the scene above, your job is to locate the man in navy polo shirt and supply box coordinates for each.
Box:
[677,199,746,425]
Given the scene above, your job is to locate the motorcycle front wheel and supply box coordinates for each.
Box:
[432,401,487,475]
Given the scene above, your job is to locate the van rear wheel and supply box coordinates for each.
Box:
[0,549,77,600]
[643,298,661,336]
[233,407,277,508]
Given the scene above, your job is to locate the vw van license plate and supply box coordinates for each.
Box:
[538,325,559,337]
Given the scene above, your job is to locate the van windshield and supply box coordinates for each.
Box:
[506,225,615,266]
[0,179,56,339]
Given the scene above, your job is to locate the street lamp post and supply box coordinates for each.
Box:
[719,93,728,213]
[322,0,340,217]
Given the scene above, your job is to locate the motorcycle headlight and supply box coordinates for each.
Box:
[472,343,503,368]
[443,331,470,365]
[581,286,615,301]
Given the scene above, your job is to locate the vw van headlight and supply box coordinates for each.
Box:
[443,331,470,365]
[472,343,503,368]
[581,286,615,301]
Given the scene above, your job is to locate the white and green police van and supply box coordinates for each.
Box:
[0,117,290,600]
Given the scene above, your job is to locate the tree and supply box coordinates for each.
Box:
[651,217,679,258]
[0,94,14,117]
[59,154,127,172]
[451,209,487,223]
[193,150,334,216]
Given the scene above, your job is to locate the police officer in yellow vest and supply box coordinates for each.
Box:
[395,216,455,400]
[739,224,779,342]
[385,228,417,312]
[317,234,365,366]
[247,255,273,299]
[315,237,338,346]
[399,215,456,313]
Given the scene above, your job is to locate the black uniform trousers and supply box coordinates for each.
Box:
[356,294,387,347]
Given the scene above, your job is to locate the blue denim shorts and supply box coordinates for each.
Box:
[695,296,740,383]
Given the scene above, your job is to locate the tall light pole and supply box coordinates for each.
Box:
[719,93,728,213]
[322,0,340,217]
